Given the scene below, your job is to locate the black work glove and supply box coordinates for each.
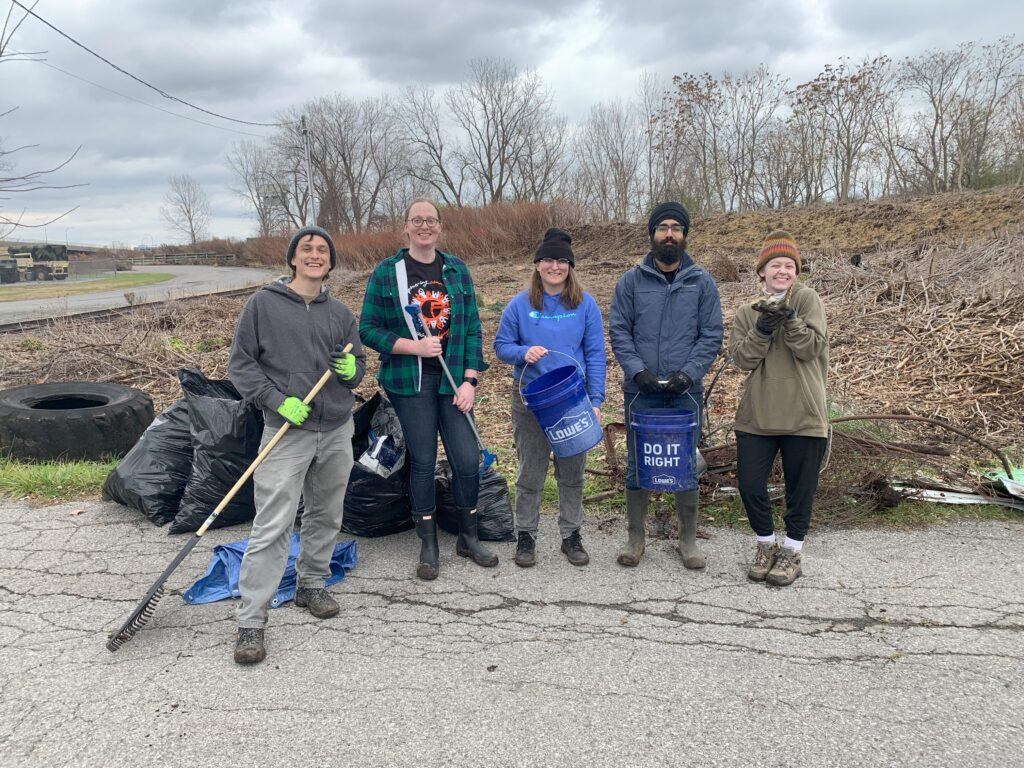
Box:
[755,305,794,336]
[665,371,693,394]
[634,370,664,394]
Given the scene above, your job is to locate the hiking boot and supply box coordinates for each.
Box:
[766,546,802,586]
[455,508,499,567]
[413,514,440,580]
[561,530,589,566]
[748,541,779,581]
[674,490,706,570]
[295,587,340,619]
[514,531,536,568]
[617,490,648,567]
[233,628,266,665]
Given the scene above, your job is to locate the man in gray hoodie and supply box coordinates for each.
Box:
[228,225,365,664]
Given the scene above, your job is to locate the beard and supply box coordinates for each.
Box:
[653,239,685,266]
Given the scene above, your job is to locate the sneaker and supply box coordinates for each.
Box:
[295,587,340,619]
[748,541,779,582]
[560,530,590,566]
[766,546,802,586]
[233,628,265,665]
[514,531,536,568]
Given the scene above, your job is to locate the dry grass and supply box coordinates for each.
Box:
[1,186,1021,518]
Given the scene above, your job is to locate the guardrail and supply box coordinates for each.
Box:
[116,252,237,266]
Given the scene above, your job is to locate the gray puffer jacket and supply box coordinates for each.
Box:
[610,253,723,393]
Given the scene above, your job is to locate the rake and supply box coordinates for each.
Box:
[404,303,496,477]
[105,343,351,651]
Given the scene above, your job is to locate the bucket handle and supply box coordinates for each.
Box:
[516,349,585,406]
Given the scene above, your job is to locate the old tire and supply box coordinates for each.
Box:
[0,382,154,461]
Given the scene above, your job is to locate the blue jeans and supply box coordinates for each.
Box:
[389,374,480,515]
[624,389,703,491]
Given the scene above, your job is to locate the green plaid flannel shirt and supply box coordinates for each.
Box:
[359,249,489,396]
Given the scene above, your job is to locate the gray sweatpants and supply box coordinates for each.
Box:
[511,395,586,540]
[236,418,354,629]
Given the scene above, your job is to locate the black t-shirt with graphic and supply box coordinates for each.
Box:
[404,252,450,375]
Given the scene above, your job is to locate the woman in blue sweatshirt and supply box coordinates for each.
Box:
[494,228,606,568]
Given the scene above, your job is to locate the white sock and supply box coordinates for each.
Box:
[783,536,803,552]
[756,534,776,545]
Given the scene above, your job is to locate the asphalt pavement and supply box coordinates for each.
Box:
[0,498,1021,767]
[0,265,278,324]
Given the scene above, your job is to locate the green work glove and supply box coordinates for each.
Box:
[330,345,356,381]
[277,396,311,426]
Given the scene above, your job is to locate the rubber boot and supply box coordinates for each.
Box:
[674,490,706,569]
[616,490,648,567]
[455,508,499,567]
[413,514,440,580]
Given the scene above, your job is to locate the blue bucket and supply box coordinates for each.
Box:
[631,408,698,491]
[521,365,603,458]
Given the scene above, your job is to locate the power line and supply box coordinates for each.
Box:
[10,0,292,128]
[32,59,266,138]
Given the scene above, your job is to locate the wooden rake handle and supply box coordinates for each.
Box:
[195,342,352,536]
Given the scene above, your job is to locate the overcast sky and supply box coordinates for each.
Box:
[2,0,1020,247]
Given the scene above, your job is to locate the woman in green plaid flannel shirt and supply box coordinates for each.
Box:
[359,198,497,580]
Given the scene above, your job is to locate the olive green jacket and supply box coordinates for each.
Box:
[729,281,829,437]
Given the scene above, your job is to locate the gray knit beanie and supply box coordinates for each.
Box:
[286,226,337,271]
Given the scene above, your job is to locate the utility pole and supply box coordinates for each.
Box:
[301,115,316,227]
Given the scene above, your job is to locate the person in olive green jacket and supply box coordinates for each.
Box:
[729,231,829,587]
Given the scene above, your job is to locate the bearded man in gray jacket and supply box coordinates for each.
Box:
[228,226,365,665]
[610,202,723,570]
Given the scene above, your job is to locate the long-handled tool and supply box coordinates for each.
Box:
[404,304,496,476]
[105,343,352,652]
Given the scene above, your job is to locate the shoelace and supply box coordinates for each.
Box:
[566,532,583,550]
[773,551,794,571]
[754,546,774,567]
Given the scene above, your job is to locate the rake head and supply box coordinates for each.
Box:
[106,586,165,652]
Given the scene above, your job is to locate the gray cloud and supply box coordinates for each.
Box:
[2,0,1020,245]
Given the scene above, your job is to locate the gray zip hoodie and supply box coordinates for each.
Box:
[228,278,365,432]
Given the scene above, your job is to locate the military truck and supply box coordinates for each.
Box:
[5,244,70,281]
[0,257,19,284]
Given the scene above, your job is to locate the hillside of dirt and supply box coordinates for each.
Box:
[1,186,1021,509]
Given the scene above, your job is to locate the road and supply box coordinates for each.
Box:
[0,498,1020,767]
[0,265,278,324]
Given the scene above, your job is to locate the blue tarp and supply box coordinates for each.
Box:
[182,534,357,608]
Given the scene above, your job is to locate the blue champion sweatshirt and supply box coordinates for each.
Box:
[493,290,606,407]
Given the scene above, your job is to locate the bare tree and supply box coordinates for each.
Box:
[226,140,286,237]
[400,85,468,207]
[791,56,894,202]
[161,174,212,245]
[447,58,553,204]
[1,3,81,236]
[511,109,568,202]
[573,100,643,220]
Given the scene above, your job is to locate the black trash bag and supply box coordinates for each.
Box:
[341,393,414,537]
[341,464,413,537]
[169,369,264,534]
[435,460,514,541]
[101,400,193,526]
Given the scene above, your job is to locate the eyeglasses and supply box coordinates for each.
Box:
[655,224,684,234]
[538,258,571,266]
[408,217,440,228]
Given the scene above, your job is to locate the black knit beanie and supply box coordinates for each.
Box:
[286,226,337,272]
[647,202,690,238]
[533,228,575,267]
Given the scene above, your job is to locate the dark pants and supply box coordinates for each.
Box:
[735,431,827,541]
[624,389,703,491]
[389,374,480,515]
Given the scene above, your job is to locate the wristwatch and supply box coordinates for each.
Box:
[463,376,479,387]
